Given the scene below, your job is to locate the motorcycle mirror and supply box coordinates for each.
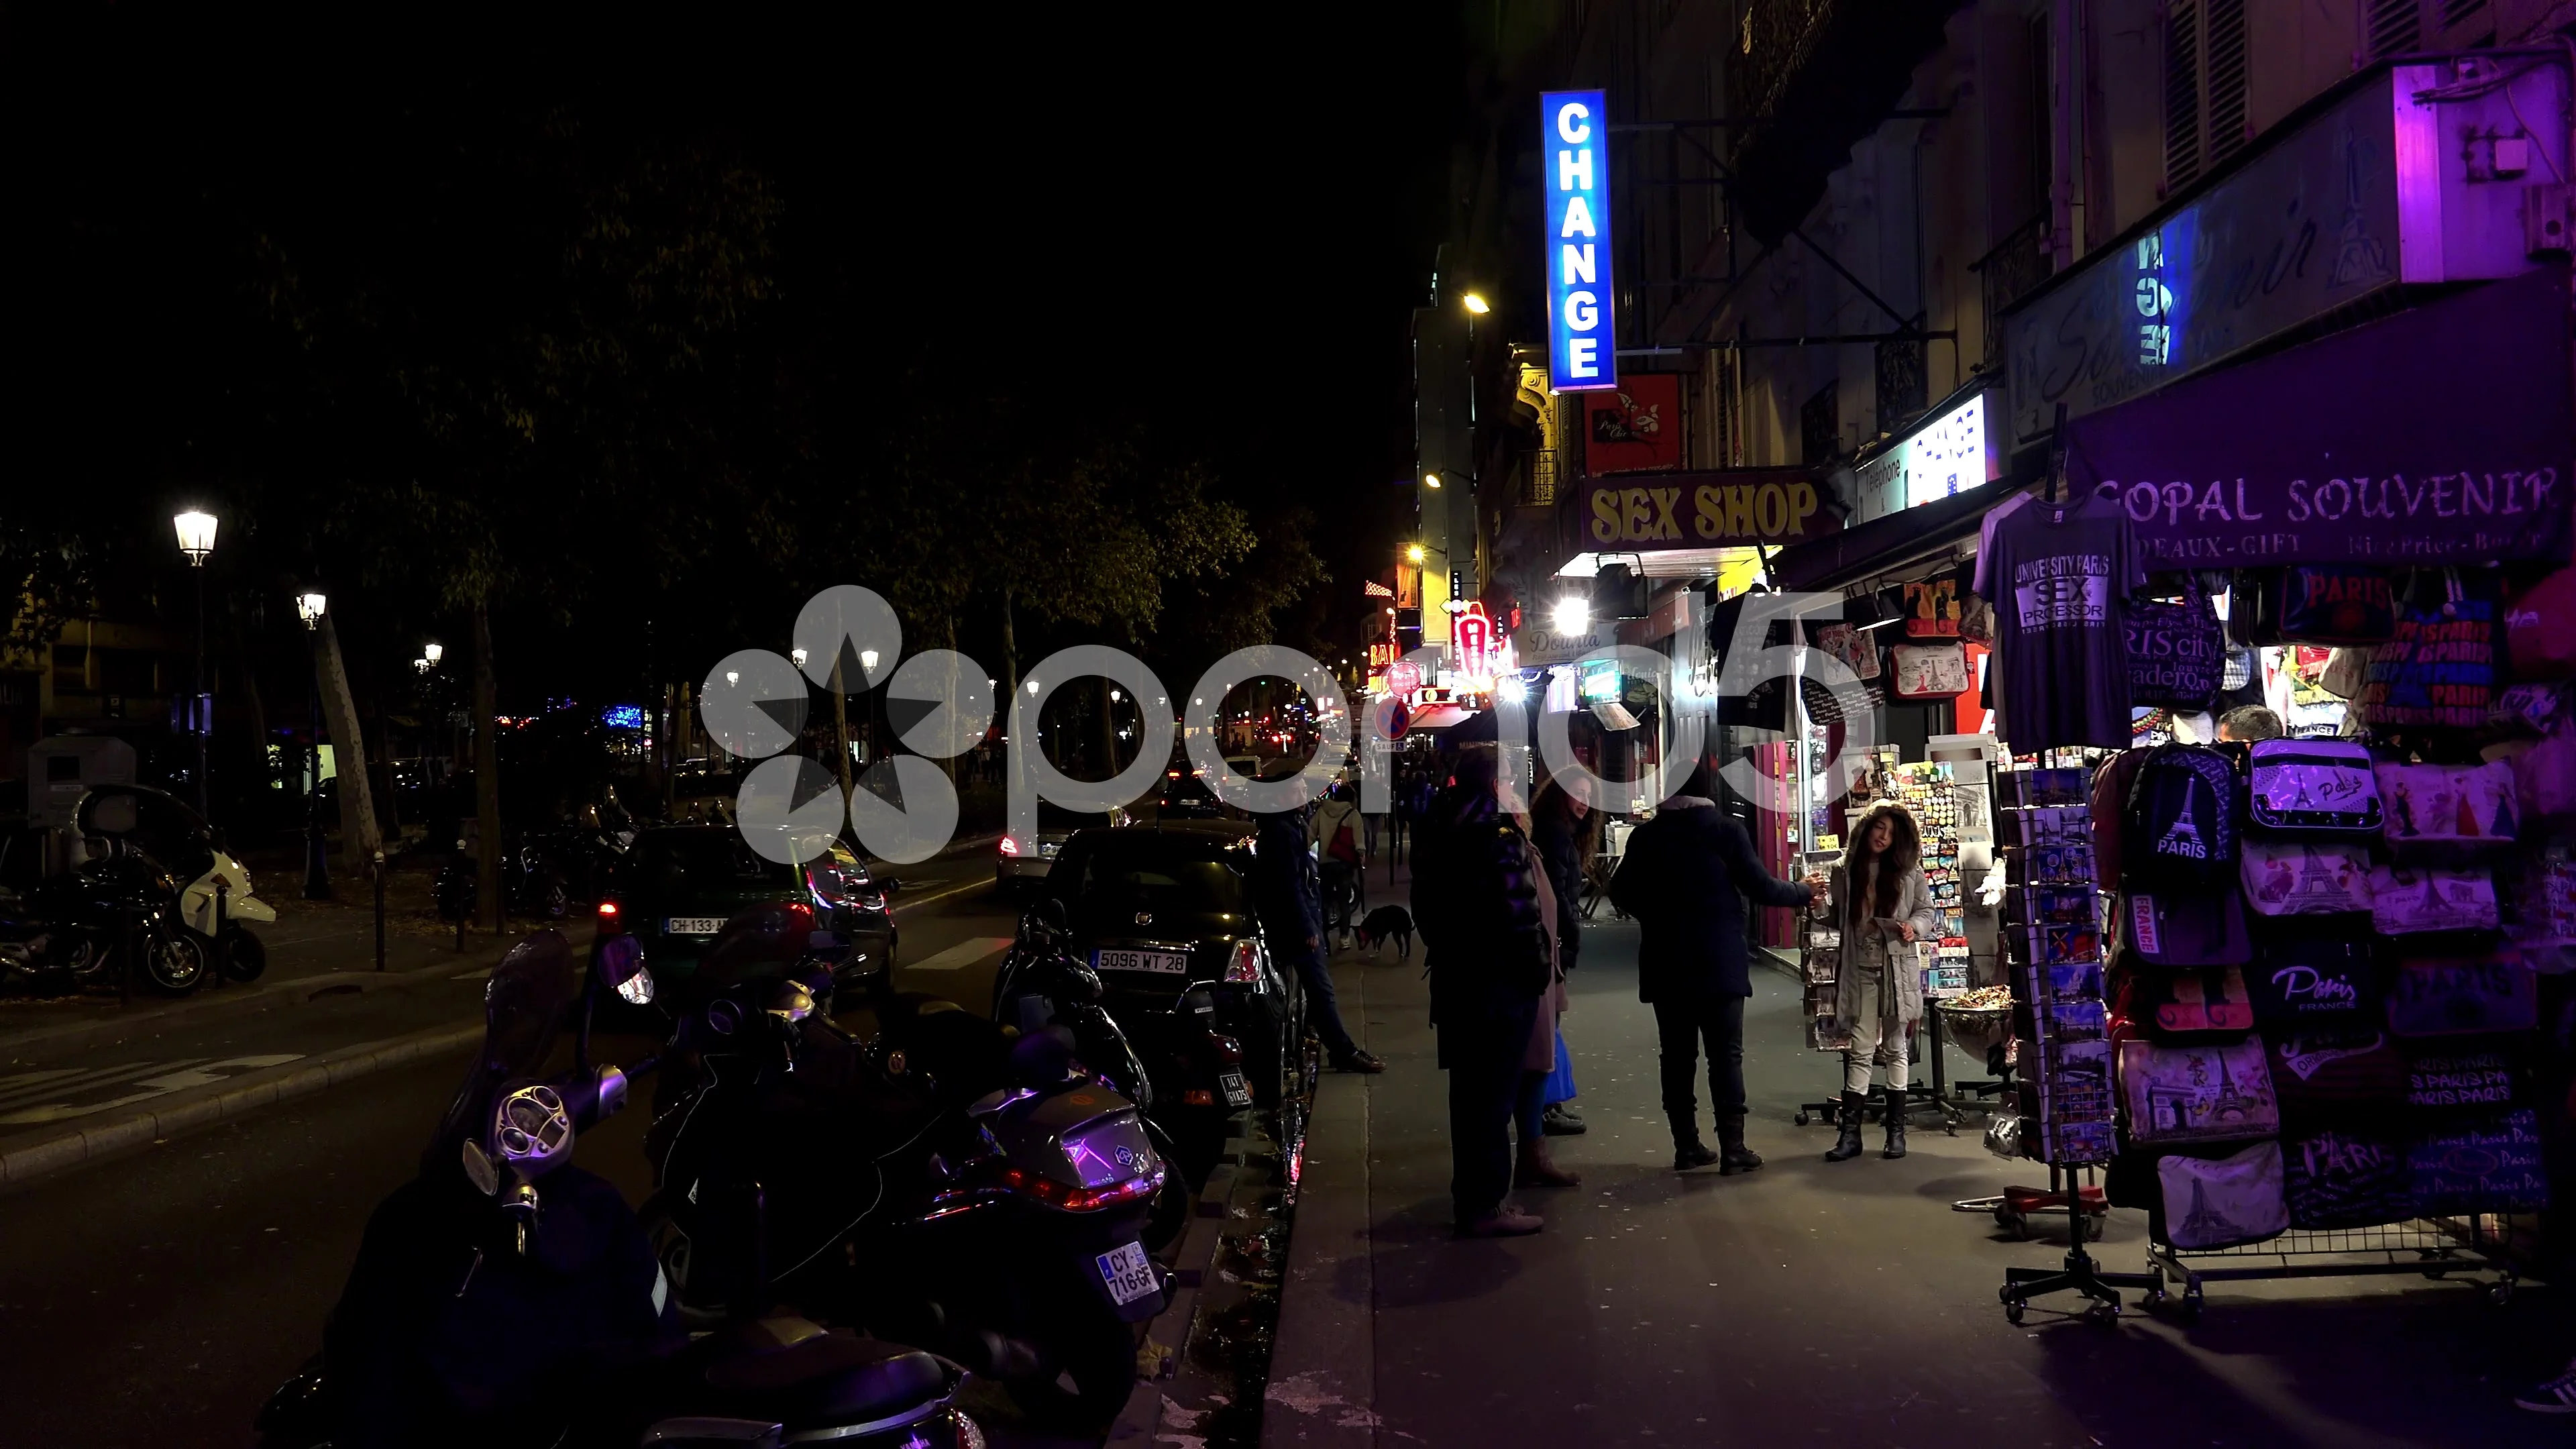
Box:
[595,934,654,1006]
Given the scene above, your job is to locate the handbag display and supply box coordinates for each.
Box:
[1812,621,1882,682]
[2386,950,2537,1037]
[2244,936,2379,1026]
[2359,569,2498,731]
[2283,1130,2411,1230]
[2505,564,2576,681]
[2125,590,2225,712]
[2410,1110,2548,1214]
[2271,566,2398,646]
[2405,1047,2518,1110]
[2245,741,2381,837]
[2375,761,2518,854]
[2157,1142,2289,1249]
[1889,642,1969,698]
[2269,1028,2409,1122]
[2240,841,2375,915]
[2134,965,2255,1040]
[2119,1036,2280,1144]
[1904,577,1961,639]
[2119,888,2251,967]
[2369,864,2500,935]
[2123,744,2241,888]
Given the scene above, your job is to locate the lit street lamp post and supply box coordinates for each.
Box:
[297,590,331,900]
[172,510,217,819]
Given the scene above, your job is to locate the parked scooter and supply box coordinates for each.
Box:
[643,905,1171,1434]
[0,786,261,995]
[989,898,1238,1235]
[435,833,571,922]
[256,929,983,1448]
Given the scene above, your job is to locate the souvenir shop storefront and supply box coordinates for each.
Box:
[1770,263,2576,1320]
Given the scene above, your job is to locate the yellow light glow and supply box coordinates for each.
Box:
[1462,292,1490,315]
[1405,543,1427,564]
[1423,473,1442,489]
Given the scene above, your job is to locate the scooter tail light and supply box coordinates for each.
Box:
[1224,939,1263,984]
[596,900,620,920]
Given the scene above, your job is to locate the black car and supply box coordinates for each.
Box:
[596,825,896,1002]
[1042,821,1304,1109]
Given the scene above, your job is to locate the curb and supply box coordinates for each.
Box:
[0,1018,484,1195]
[1109,1116,1281,1444]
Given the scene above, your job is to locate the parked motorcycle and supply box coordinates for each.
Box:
[256,928,983,1448]
[990,898,1238,1232]
[642,905,1170,1434]
[435,834,571,922]
[0,851,210,996]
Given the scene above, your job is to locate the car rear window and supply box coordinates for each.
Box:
[632,833,792,890]
[1057,839,1248,913]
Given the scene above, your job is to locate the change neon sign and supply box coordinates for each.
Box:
[1542,90,1617,392]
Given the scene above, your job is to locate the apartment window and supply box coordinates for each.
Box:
[50,643,87,692]
[2163,0,2247,193]
[2364,0,2493,56]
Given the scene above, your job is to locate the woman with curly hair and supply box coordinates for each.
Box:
[1812,800,1940,1163]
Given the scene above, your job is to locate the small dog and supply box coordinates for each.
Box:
[1354,904,1415,961]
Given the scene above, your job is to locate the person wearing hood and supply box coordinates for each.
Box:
[1808,800,1940,1162]
[1610,761,1822,1173]
[1251,804,1384,1074]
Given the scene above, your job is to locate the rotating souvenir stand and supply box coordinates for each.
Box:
[1992,767,2157,1323]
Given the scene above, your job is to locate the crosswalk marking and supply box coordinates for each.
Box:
[904,936,1014,973]
[0,1054,305,1126]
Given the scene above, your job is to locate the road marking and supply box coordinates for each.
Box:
[0,1055,305,1126]
[0,1059,211,1113]
[892,876,994,914]
[904,936,1013,973]
[451,969,490,980]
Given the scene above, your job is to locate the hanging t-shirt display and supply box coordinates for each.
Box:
[1973,492,2149,753]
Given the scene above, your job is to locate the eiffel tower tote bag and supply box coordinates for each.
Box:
[2239,841,2375,916]
[2157,1141,2289,1249]
[2119,1036,2280,1145]
[2245,740,2382,839]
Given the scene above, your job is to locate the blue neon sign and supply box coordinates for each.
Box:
[1542,89,1617,393]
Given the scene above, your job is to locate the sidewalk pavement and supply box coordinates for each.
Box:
[1263,898,2573,1448]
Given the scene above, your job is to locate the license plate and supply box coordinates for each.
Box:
[1095,1241,1159,1306]
[1094,949,1191,975]
[1218,1071,1250,1108]
[665,917,724,936]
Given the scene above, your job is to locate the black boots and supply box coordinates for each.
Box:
[1670,1111,1720,1171]
[1881,1087,1909,1159]
[1715,1112,1762,1175]
[1823,1091,1868,1162]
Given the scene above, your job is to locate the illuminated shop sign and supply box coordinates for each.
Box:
[1578,659,1622,703]
[1852,392,2005,522]
[1542,89,1617,392]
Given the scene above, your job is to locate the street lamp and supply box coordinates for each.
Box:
[1422,473,1442,489]
[172,510,217,818]
[424,641,443,664]
[1462,292,1490,315]
[1405,543,1427,564]
[297,591,331,901]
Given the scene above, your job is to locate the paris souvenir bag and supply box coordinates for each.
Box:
[2157,1141,2289,1250]
[2244,937,2380,1026]
[2118,1036,2280,1145]
[2404,1046,2518,1111]
[2124,589,2224,711]
[2283,1130,2411,1230]
[2243,740,2381,838]
[2516,712,2576,828]
[2386,949,2537,1037]
[2369,863,2500,935]
[2118,887,2251,967]
[2505,563,2576,681]
[2376,761,2519,855]
[2359,569,2498,730]
[2123,743,2241,888]
[2127,965,2255,1041]
[2514,843,2576,973]
[2268,566,2398,647]
[2240,841,2374,915]
[2268,1028,2408,1122]
[1903,577,1961,639]
[1889,642,1969,699]
[2410,1110,2550,1214]
[1811,621,1882,682]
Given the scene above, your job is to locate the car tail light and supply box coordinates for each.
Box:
[1225,939,1263,984]
[596,900,621,927]
[999,835,1021,857]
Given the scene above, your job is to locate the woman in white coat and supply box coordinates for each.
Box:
[1810,801,1940,1162]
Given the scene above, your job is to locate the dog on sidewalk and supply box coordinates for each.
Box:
[1354,904,1414,961]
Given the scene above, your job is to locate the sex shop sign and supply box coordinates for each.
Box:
[2060,267,2573,567]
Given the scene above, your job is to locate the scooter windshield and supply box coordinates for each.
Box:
[428,930,579,1160]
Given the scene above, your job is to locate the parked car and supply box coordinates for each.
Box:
[998,802,1128,896]
[595,825,896,1002]
[1042,820,1304,1111]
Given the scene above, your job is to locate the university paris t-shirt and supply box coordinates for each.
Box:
[1972,492,2147,751]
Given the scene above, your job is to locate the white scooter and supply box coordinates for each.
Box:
[178,846,278,981]
[74,784,278,984]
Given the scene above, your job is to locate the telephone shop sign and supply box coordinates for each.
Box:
[1542,90,1616,393]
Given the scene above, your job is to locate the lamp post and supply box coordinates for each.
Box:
[297,590,332,900]
[172,510,217,819]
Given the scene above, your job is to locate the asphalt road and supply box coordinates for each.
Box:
[0,859,1042,1448]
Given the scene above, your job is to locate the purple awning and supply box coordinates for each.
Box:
[2063,268,2573,568]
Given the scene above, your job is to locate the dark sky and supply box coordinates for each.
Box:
[8,6,1466,655]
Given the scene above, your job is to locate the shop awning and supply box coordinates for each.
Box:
[1770,471,2032,594]
[1404,705,1477,733]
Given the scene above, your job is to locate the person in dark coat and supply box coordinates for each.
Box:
[1411,745,1553,1236]
[1611,761,1821,1173]
[1527,777,1595,1136]
[1251,806,1383,1073]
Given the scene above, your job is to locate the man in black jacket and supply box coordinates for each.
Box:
[1611,762,1821,1173]
[1412,745,1552,1236]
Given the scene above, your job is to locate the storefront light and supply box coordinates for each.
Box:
[1551,596,1589,634]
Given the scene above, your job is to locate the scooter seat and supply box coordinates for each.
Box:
[700,1316,949,1424]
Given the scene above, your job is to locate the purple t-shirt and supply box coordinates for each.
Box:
[1972,492,2147,752]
